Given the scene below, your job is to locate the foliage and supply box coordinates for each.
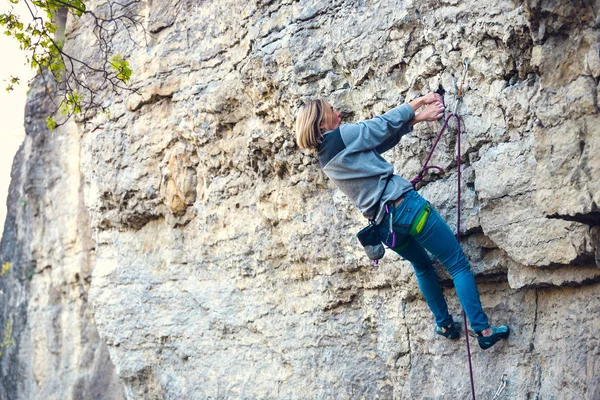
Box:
[0,320,13,358]
[1,0,145,129]
[46,115,58,129]
[0,262,11,277]
[5,75,20,92]
[110,54,132,83]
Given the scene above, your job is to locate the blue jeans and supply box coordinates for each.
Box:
[377,190,489,332]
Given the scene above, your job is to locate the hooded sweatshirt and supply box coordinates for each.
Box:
[317,103,415,225]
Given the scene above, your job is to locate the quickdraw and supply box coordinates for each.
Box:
[491,374,508,400]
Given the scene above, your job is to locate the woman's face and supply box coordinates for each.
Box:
[321,102,342,131]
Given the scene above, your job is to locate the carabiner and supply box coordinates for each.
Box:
[453,59,470,115]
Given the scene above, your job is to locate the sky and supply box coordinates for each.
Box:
[0,1,36,239]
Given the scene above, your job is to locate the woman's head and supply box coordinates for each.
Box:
[295,99,341,150]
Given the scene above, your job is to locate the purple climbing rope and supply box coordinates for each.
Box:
[411,112,477,400]
[454,114,476,400]
[410,113,454,187]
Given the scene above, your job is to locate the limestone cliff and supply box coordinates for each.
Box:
[2,0,600,399]
[0,76,123,399]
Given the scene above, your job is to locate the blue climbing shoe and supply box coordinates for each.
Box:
[476,325,510,350]
[435,321,461,340]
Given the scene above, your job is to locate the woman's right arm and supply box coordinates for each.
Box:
[341,103,415,152]
[410,101,445,126]
[341,93,445,152]
[408,92,442,112]
[409,93,444,126]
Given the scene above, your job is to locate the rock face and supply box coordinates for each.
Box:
[0,77,124,399]
[2,0,600,399]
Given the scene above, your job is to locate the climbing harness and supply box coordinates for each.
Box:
[409,205,431,236]
[410,59,479,400]
[356,176,394,264]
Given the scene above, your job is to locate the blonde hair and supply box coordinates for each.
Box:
[295,99,329,150]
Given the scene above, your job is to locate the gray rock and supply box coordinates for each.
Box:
[1,0,599,398]
[0,75,123,399]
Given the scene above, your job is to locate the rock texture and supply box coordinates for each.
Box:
[2,0,600,399]
[0,77,124,399]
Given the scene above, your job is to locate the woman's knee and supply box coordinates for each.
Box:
[444,252,471,277]
[412,261,436,278]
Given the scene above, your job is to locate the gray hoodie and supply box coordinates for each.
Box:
[317,103,415,225]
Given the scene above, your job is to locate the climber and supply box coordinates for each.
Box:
[295,94,509,350]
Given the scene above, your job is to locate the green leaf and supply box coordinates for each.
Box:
[110,55,133,83]
[46,116,58,130]
[45,21,57,34]
[4,75,20,92]
[0,262,11,277]
[67,91,81,114]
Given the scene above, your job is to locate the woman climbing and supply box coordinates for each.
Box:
[295,94,509,349]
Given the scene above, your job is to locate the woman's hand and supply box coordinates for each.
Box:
[422,92,443,105]
[411,102,445,125]
[408,92,444,112]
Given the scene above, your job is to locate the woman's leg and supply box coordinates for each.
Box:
[390,238,454,328]
[411,205,489,332]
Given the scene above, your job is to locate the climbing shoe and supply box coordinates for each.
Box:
[475,325,510,350]
[435,322,461,340]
